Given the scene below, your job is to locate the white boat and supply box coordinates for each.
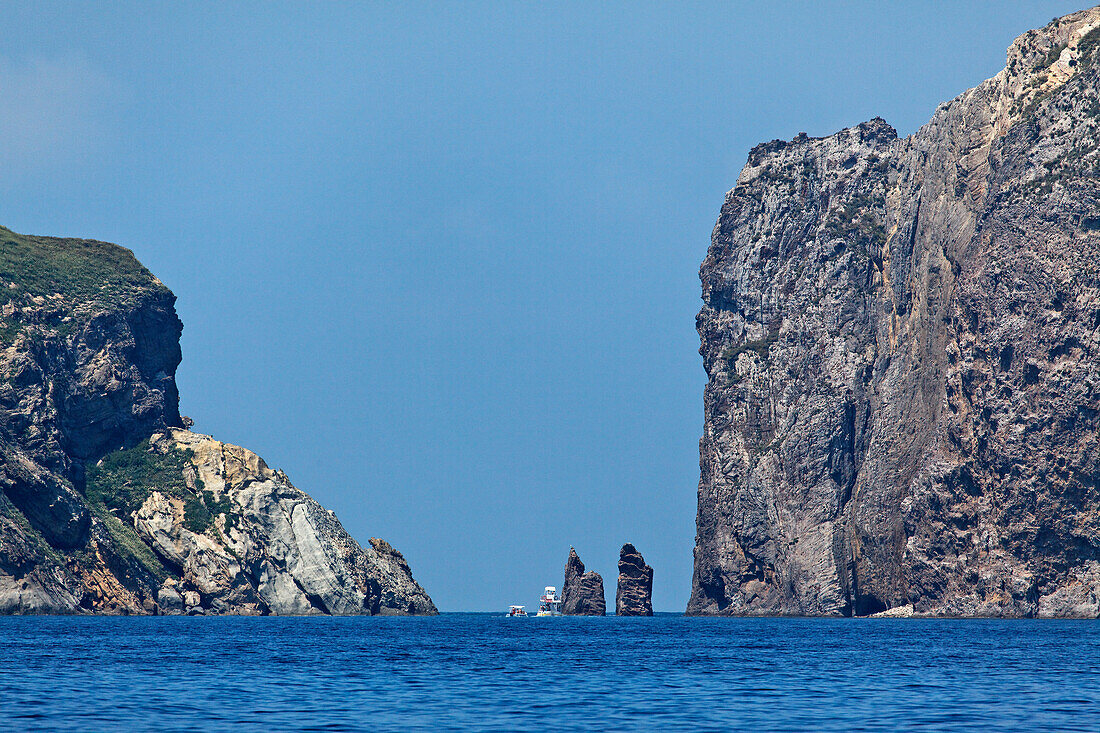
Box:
[506,605,528,617]
[536,586,561,617]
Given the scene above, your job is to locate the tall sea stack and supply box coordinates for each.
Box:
[616,543,653,616]
[690,7,1100,618]
[561,547,606,615]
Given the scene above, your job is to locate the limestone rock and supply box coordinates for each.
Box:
[367,538,438,615]
[124,429,436,616]
[156,582,183,615]
[616,544,653,616]
[690,7,1100,618]
[561,547,606,616]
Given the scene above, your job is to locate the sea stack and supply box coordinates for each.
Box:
[615,543,653,616]
[561,547,606,616]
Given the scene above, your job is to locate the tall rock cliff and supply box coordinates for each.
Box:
[691,7,1100,618]
[616,543,653,616]
[561,547,606,615]
[0,227,435,614]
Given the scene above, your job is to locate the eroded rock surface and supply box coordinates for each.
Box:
[561,547,606,615]
[126,430,436,616]
[616,543,652,616]
[691,7,1100,618]
[0,227,435,614]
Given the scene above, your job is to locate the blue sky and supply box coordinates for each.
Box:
[0,1,1085,611]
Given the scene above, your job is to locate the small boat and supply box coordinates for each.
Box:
[507,605,528,617]
[536,586,561,617]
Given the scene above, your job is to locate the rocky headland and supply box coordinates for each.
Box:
[0,226,435,615]
[561,547,606,615]
[615,543,653,616]
[690,7,1100,618]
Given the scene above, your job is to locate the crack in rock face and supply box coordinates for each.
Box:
[690,7,1100,618]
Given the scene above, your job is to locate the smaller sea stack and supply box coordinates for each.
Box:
[561,547,606,616]
[615,543,653,616]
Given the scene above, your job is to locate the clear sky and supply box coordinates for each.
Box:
[0,1,1086,611]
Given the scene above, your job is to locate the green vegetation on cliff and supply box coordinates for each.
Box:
[0,226,165,309]
[86,439,236,536]
[0,225,170,346]
[83,439,197,580]
[85,439,193,517]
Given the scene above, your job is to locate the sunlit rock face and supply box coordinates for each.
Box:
[0,228,435,615]
[690,8,1100,618]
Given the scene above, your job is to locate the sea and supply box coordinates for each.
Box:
[2,613,1099,731]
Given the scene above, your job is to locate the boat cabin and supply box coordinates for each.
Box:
[537,586,561,616]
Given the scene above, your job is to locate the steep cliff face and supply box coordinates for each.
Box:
[691,7,1100,618]
[0,227,435,614]
[616,543,653,616]
[561,547,606,615]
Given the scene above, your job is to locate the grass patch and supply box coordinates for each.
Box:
[0,226,165,311]
[182,494,212,534]
[0,321,22,346]
[183,490,237,534]
[85,439,193,518]
[87,439,238,540]
[85,500,170,582]
[83,438,194,579]
[0,493,67,567]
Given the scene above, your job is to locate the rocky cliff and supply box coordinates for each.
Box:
[690,7,1100,618]
[561,547,606,615]
[616,543,652,616]
[0,226,435,614]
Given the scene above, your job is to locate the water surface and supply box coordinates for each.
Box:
[2,614,1098,730]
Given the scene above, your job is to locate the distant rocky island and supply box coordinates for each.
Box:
[690,7,1100,618]
[0,227,435,615]
[560,544,652,616]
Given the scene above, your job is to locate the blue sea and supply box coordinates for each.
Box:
[2,613,1099,731]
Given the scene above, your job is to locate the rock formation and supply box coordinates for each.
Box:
[0,226,435,614]
[690,7,1100,618]
[615,543,652,616]
[561,547,606,615]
